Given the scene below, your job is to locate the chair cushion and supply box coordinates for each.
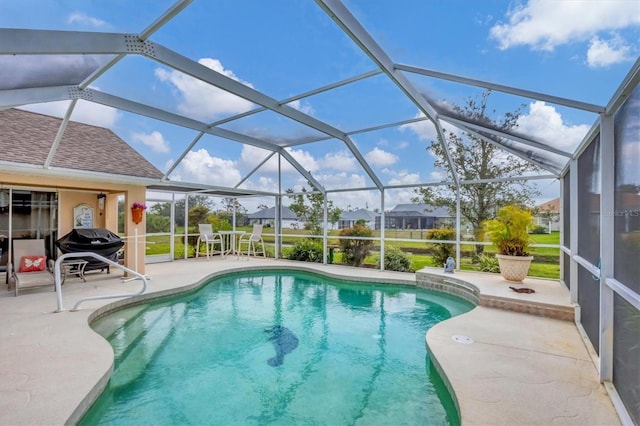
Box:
[19,255,47,272]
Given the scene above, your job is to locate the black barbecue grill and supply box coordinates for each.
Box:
[56,228,124,273]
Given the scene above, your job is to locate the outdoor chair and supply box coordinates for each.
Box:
[195,224,225,259]
[9,239,55,296]
[238,224,266,259]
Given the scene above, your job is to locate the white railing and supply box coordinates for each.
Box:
[53,252,148,312]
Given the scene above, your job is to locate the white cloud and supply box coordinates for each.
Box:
[131,130,170,153]
[430,171,443,181]
[329,188,380,210]
[382,167,421,186]
[316,172,367,189]
[378,138,409,150]
[286,147,319,173]
[239,145,276,171]
[365,147,399,166]
[155,58,255,121]
[68,12,108,28]
[490,0,640,51]
[287,99,315,115]
[175,149,241,186]
[320,151,358,171]
[20,99,121,128]
[238,145,320,176]
[399,113,438,141]
[516,101,591,150]
[587,34,634,68]
[388,172,420,186]
[238,176,279,193]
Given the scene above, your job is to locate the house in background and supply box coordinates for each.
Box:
[0,108,165,278]
[338,209,377,229]
[376,203,454,230]
[246,206,302,229]
[535,198,560,232]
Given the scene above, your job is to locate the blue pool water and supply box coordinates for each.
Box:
[81,270,473,425]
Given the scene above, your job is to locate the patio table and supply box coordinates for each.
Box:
[218,230,246,256]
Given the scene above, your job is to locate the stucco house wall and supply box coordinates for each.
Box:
[1,108,164,276]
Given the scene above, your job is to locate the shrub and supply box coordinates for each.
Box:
[478,254,500,273]
[287,239,323,263]
[529,225,547,234]
[209,215,232,232]
[484,205,533,256]
[426,228,456,267]
[145,214,170,233]
[377,246,412,272]
[339,224,373,267]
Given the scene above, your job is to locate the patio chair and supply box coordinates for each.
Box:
[195,224,225,260]
[238,224,265,259]
[9,239,55,296]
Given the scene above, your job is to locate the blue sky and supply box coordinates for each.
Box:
[1,0,638,211]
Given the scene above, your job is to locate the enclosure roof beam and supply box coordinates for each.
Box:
[315,0,459,187]
[395,64,605,114]
[606,57,640,115]
[234,152,277,189]
[440,114,572,158]
[44,99,77,169]
[80,88,322,188]
[208,69,383,128]
[79,0,193,90]
[455,123,561,176]
[0,28,383,189]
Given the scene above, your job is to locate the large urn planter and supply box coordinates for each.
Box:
[496,254,533,282]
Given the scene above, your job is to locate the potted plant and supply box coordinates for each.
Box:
[131,202,147,224]
[484,205,534,282]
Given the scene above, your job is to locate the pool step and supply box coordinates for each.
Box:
[92,305,150,341]
[110,303,186,389]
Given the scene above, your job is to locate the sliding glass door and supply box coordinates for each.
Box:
[0,189,58,280]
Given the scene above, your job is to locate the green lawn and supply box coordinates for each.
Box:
[143,230,561,279]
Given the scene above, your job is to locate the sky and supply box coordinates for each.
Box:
[1,0,638,212]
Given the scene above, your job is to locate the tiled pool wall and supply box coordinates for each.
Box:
[415,271,481,306]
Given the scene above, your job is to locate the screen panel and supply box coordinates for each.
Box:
[577,135,600,266]
[613,293,640,425]
[613,84,640,294]
[577,266,600,354]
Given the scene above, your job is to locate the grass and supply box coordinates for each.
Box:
[142,230,561,279]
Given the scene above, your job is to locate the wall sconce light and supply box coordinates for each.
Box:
[97,193,106,211]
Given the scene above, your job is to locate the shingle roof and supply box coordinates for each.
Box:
[247,206,298,220]
[536,198,560,213]
[389,203,453,217]
[0,108,163,179]
[340,209,377,221]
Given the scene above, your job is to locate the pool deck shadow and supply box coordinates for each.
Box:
[0,259,621,425]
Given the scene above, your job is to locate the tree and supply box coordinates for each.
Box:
[413,91,540,256]
[221,197,247,225]
[329,207,342,229]
[188,205,210,228]
[286,185,341,236]
[150,195,214,227]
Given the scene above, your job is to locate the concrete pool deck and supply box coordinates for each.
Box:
[0,258,621,425]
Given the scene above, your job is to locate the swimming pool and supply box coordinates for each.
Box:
[81,269,473,425]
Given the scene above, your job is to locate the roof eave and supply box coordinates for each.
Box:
[0,161,165,187]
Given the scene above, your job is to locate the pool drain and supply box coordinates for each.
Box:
[451,335,474,344]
